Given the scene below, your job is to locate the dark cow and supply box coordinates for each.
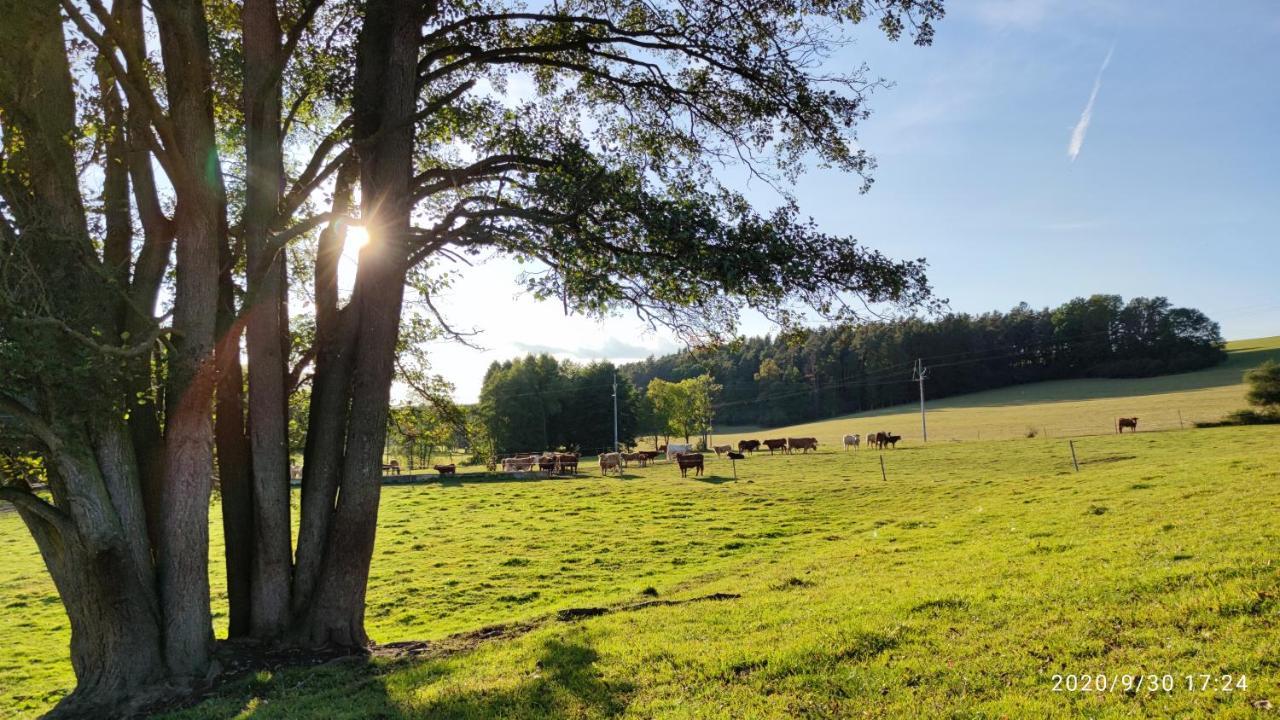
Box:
[882,433,902,449]
[737,439,761,454]
[382,459,400,475]
[639,450,661,462]
[762,438,788,455]
[787,437,818,453]
[1117,417,1139,434]
[727,451,745,461]
[433,464,456,475]
[675,452,704,477]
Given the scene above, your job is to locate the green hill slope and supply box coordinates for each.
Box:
[709,336,1280,447]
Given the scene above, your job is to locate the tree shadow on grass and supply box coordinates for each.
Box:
[197,636,632,720]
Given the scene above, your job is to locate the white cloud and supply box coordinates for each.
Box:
[1067,45,1114,162]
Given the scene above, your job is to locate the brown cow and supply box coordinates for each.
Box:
[675,452,704,477]
[762,438,787,455]
[433,464,456,475]
[621,451,648,468]
[712,444,732,458]
[639,450,661,462]
[787,437,818,453]
[557,452,580,474]
[882,433,901,449]
[1117,417,1139,434]
[737,439,761,454]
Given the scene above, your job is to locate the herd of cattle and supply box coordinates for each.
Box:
[539,431,907,479]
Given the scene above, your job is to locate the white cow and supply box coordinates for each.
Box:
[666,443,691,460]
[599,452,622,476]
[843,433,860,451]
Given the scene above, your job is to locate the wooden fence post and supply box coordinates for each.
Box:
[879,454,887,481]
[1069,440,1079,472]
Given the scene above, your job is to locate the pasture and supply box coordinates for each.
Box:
[701,335,1280,451]
[0,338,1277,718]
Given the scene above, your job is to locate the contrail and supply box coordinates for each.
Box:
[1068,45,1114,162]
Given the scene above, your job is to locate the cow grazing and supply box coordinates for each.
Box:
[762,438,788,455]
[712,444,732,457]
[502,455,538,472]
[598,452,622,475]
[1117,417,1139,434]
[433,464,456,475]
[843,433,860,451]
[788,437,818,453]
[737,439,761,454]
[621,452,648,468]
[675,452,704,477]
[666,443,691,460]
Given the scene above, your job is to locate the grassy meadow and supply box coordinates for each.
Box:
[0,338,1277,718]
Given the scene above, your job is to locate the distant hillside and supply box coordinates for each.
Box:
[708,336,1280,446]
[620,295,1227,429]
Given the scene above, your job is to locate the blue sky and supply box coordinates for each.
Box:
[417,0,1280,402]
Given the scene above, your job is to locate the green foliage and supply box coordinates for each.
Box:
[646,374,722,443]
[478,355,642,454]
[1243,360,1280,410]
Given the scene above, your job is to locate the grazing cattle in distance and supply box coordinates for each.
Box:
[737,439,761,454]
[502,455,538,472]
[762,438,788,455]
[666,443,692,460]
[869,431,881,449]
[556,453,580,474]
[675,452,704,477]
[712,444,732,457]
[788,437,818,453]
[382,459,401,475]
[843,434,860,451]
[621,452,648,468]
[882,433,902,449]
[433,464,456,475]
[1117,417,1139,434]
[599,452,622,475]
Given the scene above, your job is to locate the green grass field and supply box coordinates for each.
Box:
[1,338,1277,718]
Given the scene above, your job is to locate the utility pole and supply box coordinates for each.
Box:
[913,358,929,442]
[612,371,619,452]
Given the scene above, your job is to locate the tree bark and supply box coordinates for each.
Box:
[152,0,225,678]
[242,0,294,640]
[294,0,419,648]
[292,163,357,617]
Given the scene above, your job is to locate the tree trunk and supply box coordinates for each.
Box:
[292,164,357,618]
[153,0,225,678]
[242,0,294,640]
[294,0,419,649]
[215,270,254,639]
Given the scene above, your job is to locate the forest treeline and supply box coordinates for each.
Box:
[618,295,1226,428]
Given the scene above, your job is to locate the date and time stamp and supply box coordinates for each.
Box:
[1050,673,1251,694]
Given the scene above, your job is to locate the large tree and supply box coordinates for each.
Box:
[0,0,943,715]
